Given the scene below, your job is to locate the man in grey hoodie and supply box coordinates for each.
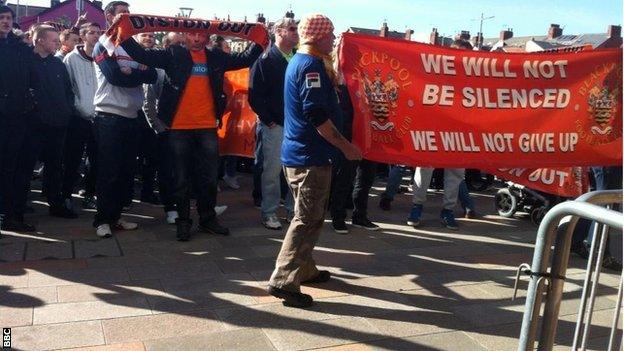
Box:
[91,1,157,238]
[62,22,101,211]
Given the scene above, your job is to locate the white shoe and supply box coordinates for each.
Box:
[223,175,240,190]
[96,224,112,238]
[214,205,227,217]
[262,215,282,230]
[114,219,138,231]
[166,211,179,225]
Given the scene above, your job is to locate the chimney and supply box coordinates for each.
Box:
[285,10,295,19]
[607,25,621,38]
[456,30,470,41]
[499,28,513,41]
[256,13,266,24]
[430,27,439,45]
[404,28,414,41]
[380,21,389,37]
[93,0,103,9]
[51,0,61,7]
[547,24,562,39]
[472,32,483,48]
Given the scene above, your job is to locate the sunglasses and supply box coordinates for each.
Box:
[284,26,297,32]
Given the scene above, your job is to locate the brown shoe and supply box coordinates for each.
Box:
[464,209,478,219]
[267,285,313,308]
[301,270,331,284]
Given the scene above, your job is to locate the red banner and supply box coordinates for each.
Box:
[218,68,256,158]
[487,167,589,197]
[339,33,622,169]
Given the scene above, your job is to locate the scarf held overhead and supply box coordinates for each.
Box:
[101,13,270,55]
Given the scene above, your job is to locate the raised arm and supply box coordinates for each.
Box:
[94,43,157,87]
[223,42,263,71]
[120,37,172,70]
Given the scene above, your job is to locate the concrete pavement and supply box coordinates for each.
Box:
[0,175,621,350]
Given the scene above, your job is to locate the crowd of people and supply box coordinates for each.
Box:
[0,2,620,308]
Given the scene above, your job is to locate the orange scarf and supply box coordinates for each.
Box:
[101,14,270,55]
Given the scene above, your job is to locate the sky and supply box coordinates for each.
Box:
[21,0,624,40]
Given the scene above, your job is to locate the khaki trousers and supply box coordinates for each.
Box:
[268,166,332,292]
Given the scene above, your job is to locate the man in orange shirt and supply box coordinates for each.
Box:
[121,32,263,241]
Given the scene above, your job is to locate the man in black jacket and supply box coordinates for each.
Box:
[0,6,40,232]
[121,32,264,241]
[248,17,298,230]
[15,25,77,220]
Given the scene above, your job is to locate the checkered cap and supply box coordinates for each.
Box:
[298,14,334,44]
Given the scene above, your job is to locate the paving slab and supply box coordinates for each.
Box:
[54,341,146,351]
[56,280,165,303]
[73,238,122,259]
[10,321,104,351]
[262,316,382,351]
[25,241,73,261]
[0,286,57,306]
[27,267,130,287]
[33,297,152,324]
[143,328,276,351]
[0,242,26,262]
[369,330,487,351]
[0,305,33,327]
[102,309,226,344]
[215,301,337,330]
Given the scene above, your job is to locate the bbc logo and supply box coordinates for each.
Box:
[2,328,10,349]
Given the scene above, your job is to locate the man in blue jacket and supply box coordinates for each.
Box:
[0,5,40,233]
[120,30,264,241]
[249,17,299,230]
[267,14,362,308]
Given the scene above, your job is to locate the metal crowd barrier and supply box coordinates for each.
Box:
[516,190,623,351]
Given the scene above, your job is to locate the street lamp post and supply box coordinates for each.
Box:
[178,7,193,18]
[475,12,494,50]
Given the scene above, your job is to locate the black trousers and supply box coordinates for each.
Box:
[62,115,97,199]
[93,113,139,227]
[16,121,67,212]
[156,131,175,212]
[330,158,377,222]
[137,114,158,198]
[169,129,219,223]
[0,117,29,221]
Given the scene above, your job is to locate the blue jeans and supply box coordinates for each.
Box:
[458,180,475,211]
[260,122,293,218]
[252,121,263,202]
[223,156,237,178]
[381,165,408,200]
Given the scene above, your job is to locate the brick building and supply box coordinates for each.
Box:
[481,23,622,52]
[7,0,105,30]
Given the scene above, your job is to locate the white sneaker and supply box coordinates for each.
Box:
[115,219,138,231]
[96,224,112,238]
[215,205,227,217]
[223,175,240,190]
[166,211,179,225]
[262,215,282,230]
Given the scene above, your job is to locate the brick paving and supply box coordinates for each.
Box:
[0,175,621,350]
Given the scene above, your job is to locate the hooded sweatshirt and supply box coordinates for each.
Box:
[63,45,97,120]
